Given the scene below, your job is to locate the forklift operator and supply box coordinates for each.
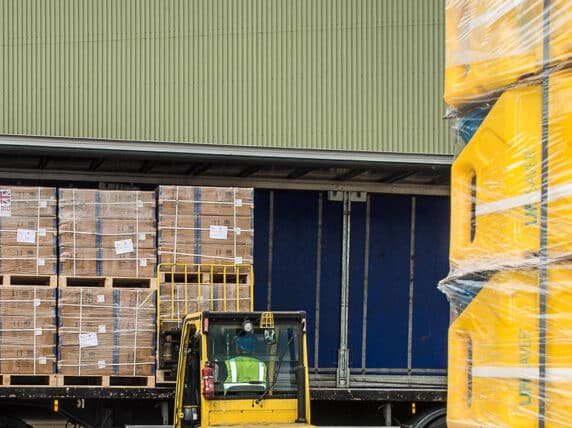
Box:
[223,332,267,393]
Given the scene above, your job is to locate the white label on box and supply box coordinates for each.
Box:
[39,356,47,365]
[234,227,241,235]
[39,200,47,208]
[96,294,105,303]
[35,328,43,336]
[114,239,134,255]
[37,258,45,266]
[79,332,98,348]
[98,325,106,334]
[136,200,144,208]
[140,258,147,267]
[235,257,243,264]
[98,360,106,369]
[0,190,11,217]
[17,229,36,244]
[33,298,41,307]
[37,228,46,237]
[138,233,146,241]
[209,225,228,240]
[234,199,243,207]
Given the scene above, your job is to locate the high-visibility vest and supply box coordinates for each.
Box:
[224,356,267,392]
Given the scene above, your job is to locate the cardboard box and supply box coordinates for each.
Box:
[158,186,253,217]
[0,287,57,374]
[59,247,156,277]
[0,186,58,274]
[158,243,253,265]
[59,217,156,249]
[159,282,251,320]
[158,186,254,266]
[58,189,157,277]
[0,187,57,217]
[58,287,155,376]
[59,189,155,220]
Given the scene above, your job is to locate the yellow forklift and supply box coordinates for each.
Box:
[171,310,312,428]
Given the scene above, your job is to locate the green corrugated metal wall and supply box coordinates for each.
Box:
[0,0,451,155]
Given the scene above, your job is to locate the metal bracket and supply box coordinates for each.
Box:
[328,191,367,202]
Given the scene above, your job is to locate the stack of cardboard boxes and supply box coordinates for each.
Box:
[156,186,254,379]
[58,286,155,377]
[58,189,156,278]
[0,185,254,383]
[58,189,157,379]
[158,186,253,265]
[0,187,57,275]
[0,186,58,376]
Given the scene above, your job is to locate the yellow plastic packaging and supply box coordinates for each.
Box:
[449,69,572,275]
[445,0,572,109]
[443,266,572,428]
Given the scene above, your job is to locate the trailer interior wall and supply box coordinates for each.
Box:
[253,190,450,389]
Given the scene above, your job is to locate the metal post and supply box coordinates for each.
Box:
[538,1,550,427]
[384,403,392,426]
[337,192,351,387]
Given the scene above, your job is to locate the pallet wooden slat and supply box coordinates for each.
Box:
[0,274,57,287]
[59,276,157,289]
[55,375,155,388]
[0,374,58,387]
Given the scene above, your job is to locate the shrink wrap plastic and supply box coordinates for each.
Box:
[59,189,156,277]
[445,0,572,110]
[442,3,572,424]
[58,287,155,376]
[0,187,57,274]
[158,186,254,266]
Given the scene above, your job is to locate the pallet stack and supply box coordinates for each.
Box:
[156,186,254,382]
[0,187,58,385]
[0,187,57,275]
[158,186,253,265]
[57,281,155,385]
[57,189,157,386]
[59,189,156,277]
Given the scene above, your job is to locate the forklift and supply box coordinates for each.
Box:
[172,310,312,428]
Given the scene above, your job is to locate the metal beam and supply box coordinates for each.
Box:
[185,163,211,176]
[89,158,105,172]
[0,168,450,195]
[310,388,446,402]
[335,169,366,181]
[0,135,454,167]
[139,160,155,174]
[287,168,313,179]
[238,165,261,177]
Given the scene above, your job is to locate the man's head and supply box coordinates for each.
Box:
[233,333,256,354]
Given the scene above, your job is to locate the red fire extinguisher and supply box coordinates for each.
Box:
[202,365,215,399]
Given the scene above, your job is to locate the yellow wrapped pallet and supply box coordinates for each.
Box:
[450,69,572,274]
[445,0,572,108]
[441,266,572,427]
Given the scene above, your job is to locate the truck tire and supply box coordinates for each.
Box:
[424,416,446,428]
[0,416,33,428]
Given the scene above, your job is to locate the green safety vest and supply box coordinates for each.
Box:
[224,356,267,392]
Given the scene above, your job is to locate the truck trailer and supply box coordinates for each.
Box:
[0,188,449,428]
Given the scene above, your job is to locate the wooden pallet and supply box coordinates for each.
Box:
[0,274,57,288]
[155,369,176,384]
[0,374,58,386]
[58,276,157,289]
[55,375,155,388]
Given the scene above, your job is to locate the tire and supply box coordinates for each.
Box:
[424,415,447,428]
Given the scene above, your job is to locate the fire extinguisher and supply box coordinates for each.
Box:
[202,365,215,399]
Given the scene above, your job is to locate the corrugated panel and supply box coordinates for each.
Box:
[0,0,451,155]
[253,189,450,372]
